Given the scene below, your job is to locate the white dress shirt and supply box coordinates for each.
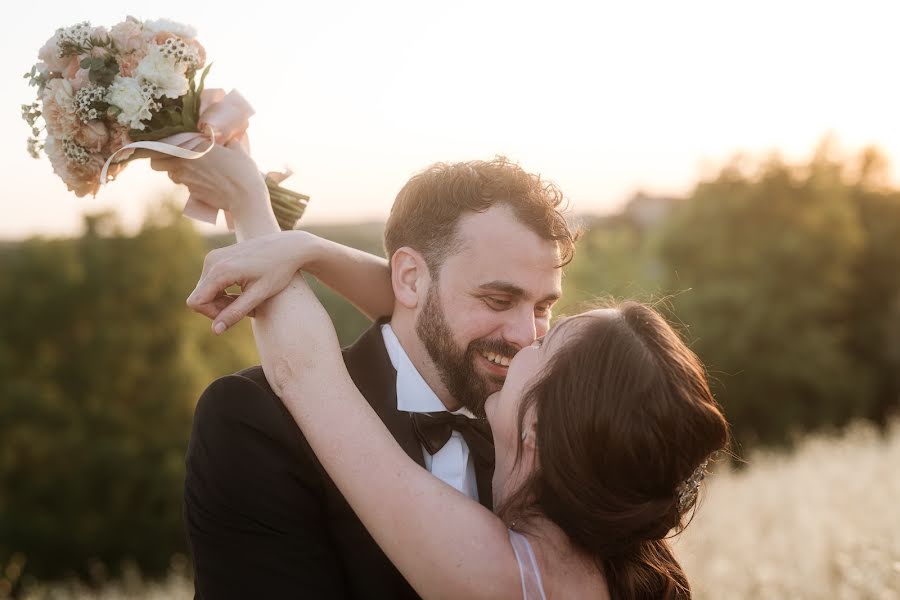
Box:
[381,324,480,501]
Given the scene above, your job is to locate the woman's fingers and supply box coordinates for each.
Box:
[187,263,239,312]
[190,292,237,321]
[212,286,267,334]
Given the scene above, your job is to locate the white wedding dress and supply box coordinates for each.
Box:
[508,529,548,600]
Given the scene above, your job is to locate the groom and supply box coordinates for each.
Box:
[183,156,577,598]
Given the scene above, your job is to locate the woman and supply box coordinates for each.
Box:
[157,146,730,598]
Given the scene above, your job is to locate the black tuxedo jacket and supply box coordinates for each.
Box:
[184,321,494,599]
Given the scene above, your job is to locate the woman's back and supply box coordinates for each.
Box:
[510,525,610,600]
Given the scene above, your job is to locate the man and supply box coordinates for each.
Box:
[171,153,577,598]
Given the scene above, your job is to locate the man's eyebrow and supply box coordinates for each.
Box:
[476,280,562,304]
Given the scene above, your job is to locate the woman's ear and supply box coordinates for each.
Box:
[521,409,538,452]
[390,247,429,310]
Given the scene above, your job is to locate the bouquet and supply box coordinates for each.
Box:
[22,17,308,231]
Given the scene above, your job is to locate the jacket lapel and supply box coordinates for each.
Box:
[343,320,494,509]
[343,320,427,470]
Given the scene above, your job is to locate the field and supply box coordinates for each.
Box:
[13,422,900,600]
[674,422,900,599]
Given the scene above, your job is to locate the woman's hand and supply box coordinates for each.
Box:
[188,230,322,333]
[135,140,280,240]
[137,140,268,217]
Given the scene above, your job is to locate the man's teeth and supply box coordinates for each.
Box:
[482,351,510,367]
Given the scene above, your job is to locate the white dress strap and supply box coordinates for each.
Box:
[508,529,547,600]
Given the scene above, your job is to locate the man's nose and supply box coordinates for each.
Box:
[502,307,538,351]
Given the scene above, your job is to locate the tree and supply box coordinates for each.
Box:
[656,148,873,447]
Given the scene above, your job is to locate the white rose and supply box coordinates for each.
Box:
[135,45,188,99]
[143,18,197,40]
[106,76,154,130]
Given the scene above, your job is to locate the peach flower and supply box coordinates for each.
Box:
[105,123,135,162]
[110,18,144,53]
[44,136,103,197]
[37,32,69,73]
[70,68,91,92]
[116,50,146,77]
[63,56,81,79]
[74,120,109,153]
[89,45,111,60]
[90,26,110,45]
[41,78,79,139]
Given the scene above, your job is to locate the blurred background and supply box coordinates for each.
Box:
[2,1,899,598]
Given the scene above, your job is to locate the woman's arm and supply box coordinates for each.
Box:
[248,274,520,600]
[187,231,394,330]
[292,235,393,322]
[147,145,395,323]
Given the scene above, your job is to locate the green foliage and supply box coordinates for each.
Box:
[0,205,255,583]
[0,209,383,583]
[560,145,900,451]
[561,214,665,313]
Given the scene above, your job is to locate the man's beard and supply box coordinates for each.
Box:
[415,286,518,418]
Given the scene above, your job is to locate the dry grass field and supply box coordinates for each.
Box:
[14,421,900,600]
[674,421,900,599]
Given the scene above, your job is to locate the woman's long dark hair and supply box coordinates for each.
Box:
[497,302,730,599]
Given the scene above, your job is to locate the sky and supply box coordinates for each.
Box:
[2,0,899,239]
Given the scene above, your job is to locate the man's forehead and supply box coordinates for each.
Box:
[454,208,560,258]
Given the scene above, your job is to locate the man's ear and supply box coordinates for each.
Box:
[390,247,429,309]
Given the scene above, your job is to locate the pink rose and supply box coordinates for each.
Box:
[74,120,109,153]
[109,19,145,53]
[70,68,91,92]
[89,45,111,60]
[38,32,69,73]
[153,32,180,45]
[105,123,135,161]
[42,79,79,139]
[44,137,103,197]
[63,56,81,79]
[116,50,146,77]
[91,26,110,45]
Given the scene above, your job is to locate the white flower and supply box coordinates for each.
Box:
[143,18,197,39]
[135,44,188,99]
[106,76,155,130]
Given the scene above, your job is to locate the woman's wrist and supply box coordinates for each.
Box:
[291,231,327,276]
[230,178,278,240]
[229,175,269,219]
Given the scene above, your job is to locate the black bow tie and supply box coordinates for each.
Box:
[410,411,495,468]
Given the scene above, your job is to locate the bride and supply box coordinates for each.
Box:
[155,146,730,599]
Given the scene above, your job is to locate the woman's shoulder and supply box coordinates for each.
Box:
[508,529,548,600]
[517,527,610,600]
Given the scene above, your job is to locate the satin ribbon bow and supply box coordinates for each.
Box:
[99,88,255,229]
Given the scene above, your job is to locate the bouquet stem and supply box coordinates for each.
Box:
[266,175,310,231]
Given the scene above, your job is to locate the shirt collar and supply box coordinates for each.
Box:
[381,323,475,417]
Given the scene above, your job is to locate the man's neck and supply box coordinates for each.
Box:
[388,314,461,412]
